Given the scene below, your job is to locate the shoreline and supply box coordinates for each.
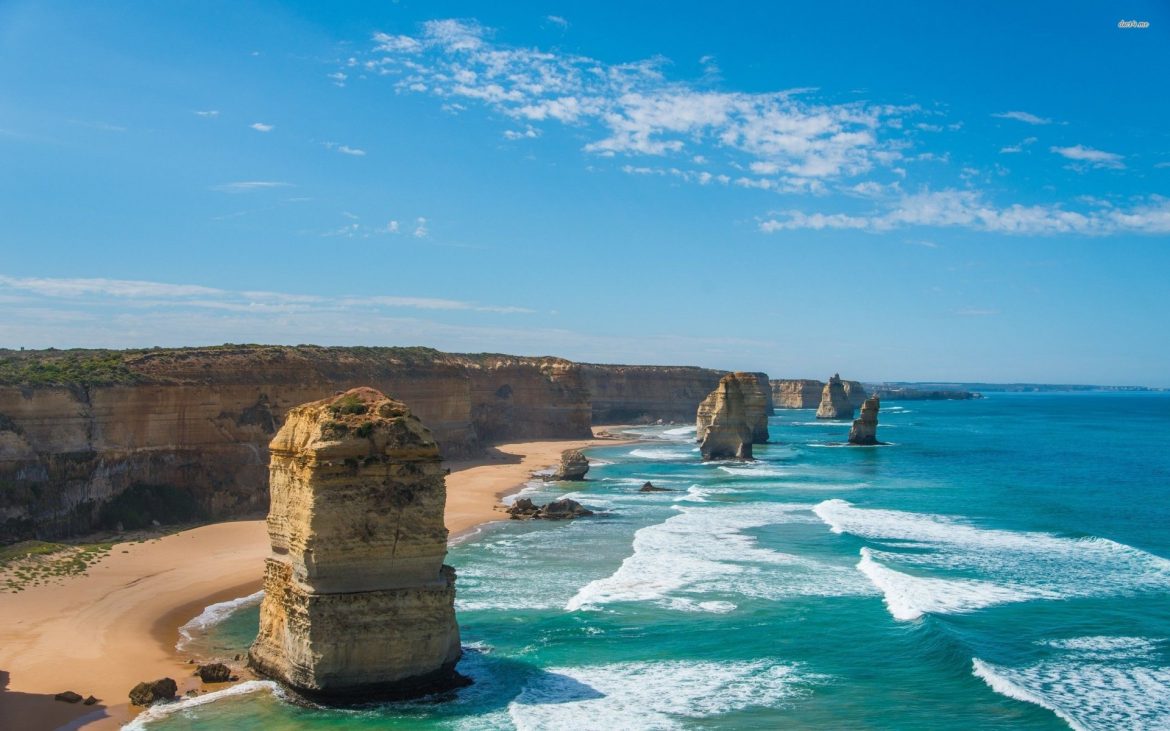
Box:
[0,428,637,731]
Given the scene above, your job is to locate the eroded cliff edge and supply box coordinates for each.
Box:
[0,346,766,541]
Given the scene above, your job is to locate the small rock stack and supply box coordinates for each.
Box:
[816,374,855,420]
[848,396,881,445]
[697,374,756,461]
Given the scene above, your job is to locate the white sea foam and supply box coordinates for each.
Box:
[123,680,280,729]
[628,448,692,461]
[508,660,816,730]
[662,425,697,438]
[566,503,869,612]
[176,590,265,651]
[973,647,1170,731]
[1041,636,1162,659]
[815,499,1170,621]
[717,465,792,477]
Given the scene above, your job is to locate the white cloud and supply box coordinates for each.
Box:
[324,141,367,156]
[503,126,540,140]
[1051,144,1124,170]
[1000,136,1037,154]
[360,19,913,182]
[546,15,569,28]
[992,111,1051,125]
[413,217,429,238]
[328,72,347,86]
[383,220,400,234]
[194,110,219,118]
[211,181,293,193]
[759,190,1170,236]
[250,122,274,132]
[0,275,532,315]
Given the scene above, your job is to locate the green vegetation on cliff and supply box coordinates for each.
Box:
[0,349,142,387]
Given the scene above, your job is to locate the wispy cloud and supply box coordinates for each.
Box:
[1051,144,1124,170]
[759,190,1170,235]
[1000,136,1037,154]
[413,217,429,238]
[992,111,1051,125]
[0,275,533,315]
[194,110,219,118]
[955,307,999,317]
[250,122,274,132]
[546,15,569,28]
[324,141,366,156]
[69,119,126,132]
[360,19,915,187]
[211,181,293,193]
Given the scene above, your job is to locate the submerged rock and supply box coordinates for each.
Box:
[550,449,589,481]
[507,497,594,520]
[697,375,755,461]
[128,678,177,706]
[816,374,855,420]
[248,387,463,701]
[639,481,672,492]
[848,396,881,445]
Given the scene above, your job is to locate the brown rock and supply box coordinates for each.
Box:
[696,372,769,445]
[248,388,462,700]
[197,663,232,683]
[540,498,594,520]
[697,375,755,461]
[128,678,177,706]
[54,691,82,703]
[816,374,855,420]
[639,482,672,492]
[550,449,589,481]
[83,695,98,705]
[843,380,868,409]
[848,396,881,445]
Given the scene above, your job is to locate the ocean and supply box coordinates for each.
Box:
[139,393,1170,730]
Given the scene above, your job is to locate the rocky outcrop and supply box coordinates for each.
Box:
[698,375,754,461]
[696,373,769,445]
[0,346,591,542]
[816,374,854,420]
[848,396,881,445]
[580,364,725,423]
[129,678,177,706]
[506,497,594,520]
[771,379,824,409]
[54,691,83,703]
[196,663,232,683]
[843,380,868,409]
[248,388,462,700]
[639,482,671,492]
[550,449,589,481]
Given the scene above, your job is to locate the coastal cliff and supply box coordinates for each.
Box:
[698,374,754,460]
[0,346,591,541]
[771,379,824,409]
[579,364,725,423]
[249,388,462,698]
[843,380,868,409]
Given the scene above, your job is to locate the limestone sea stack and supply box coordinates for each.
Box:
[696,372,769,444]
[848,396,881,445]
[249,387,462,700]
[816,374,855,419]
[550,448,589,480]
[697,374,755,460]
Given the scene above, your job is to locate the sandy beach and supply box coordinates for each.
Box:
[0,430,632,731]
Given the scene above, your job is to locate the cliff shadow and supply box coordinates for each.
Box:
[0,670,111,731]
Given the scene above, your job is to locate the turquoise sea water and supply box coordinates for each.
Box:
[140,394,1170,730]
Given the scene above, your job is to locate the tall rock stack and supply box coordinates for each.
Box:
[848,396,881,445]
[697,374,755,460]
[696,372,769,444]
[249,387,462,700]
[843,380,868,410]
[816,374,855,420]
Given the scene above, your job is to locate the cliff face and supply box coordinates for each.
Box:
[0,346,590,542]
[249,388,462,698]
[816,374,855,420]
[771,379,824,409]
[843,380,868,409]
[698,375,754,461]
[848,396,881,445]
[579,364,725,423]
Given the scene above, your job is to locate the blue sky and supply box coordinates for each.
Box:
[1,1,1168,385]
